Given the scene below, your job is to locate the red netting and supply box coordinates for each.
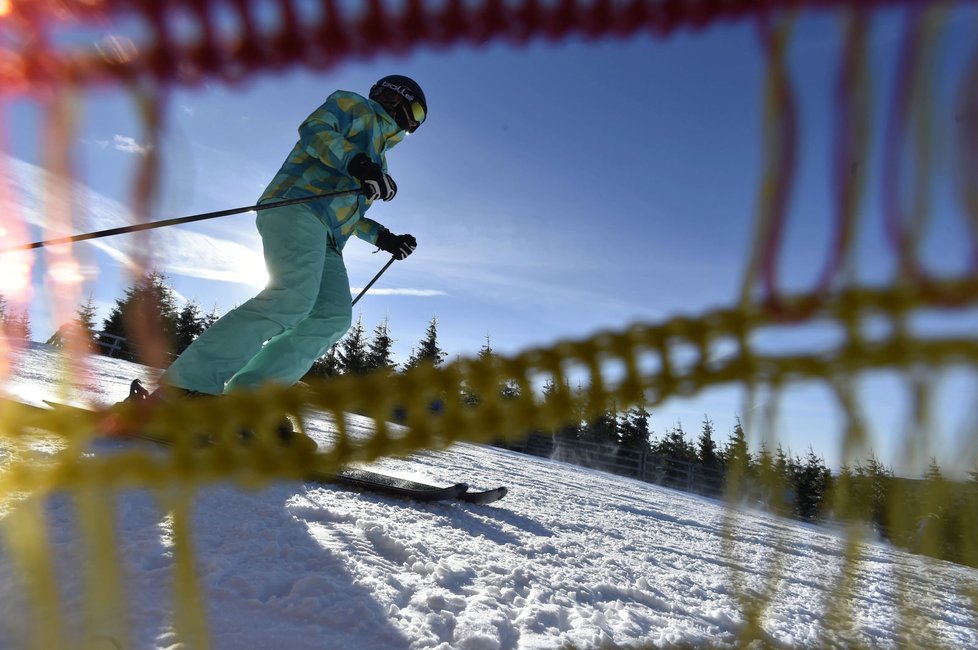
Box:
[0,0,943,91]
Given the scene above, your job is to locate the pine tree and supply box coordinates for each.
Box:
[0,294,28,340]
[337,314,369,374]
[582,397,618,444]
[175,300,206,353]
[4,308,31,341]
[44,296,99,350]
[755,443,775,483]
[650,422,696,488]
[76,294,99,345]
[0,294,32,341]
[722,417,752,474]
[477,333,493,361]
[855,454,894,531]
[202,305,220,329]
[722,417,752,497]
[460,336,493,407]
[500,376,521,400]
[920,457,950,554]
[306,345,341,379]
[793,448,831,520]
[474,334,521,401]
[365,317,396,372]
[833,463,859,521]
[403,317,446,370]
[619,405,652,452]
[98,270,179,363]
[697,416,719,468]
[543,378,581,442]
[774,445,790,483]
[651,422,696,461]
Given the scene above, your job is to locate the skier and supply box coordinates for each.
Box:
[143,75,427,440]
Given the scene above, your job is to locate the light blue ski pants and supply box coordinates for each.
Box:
[162,203,352,395]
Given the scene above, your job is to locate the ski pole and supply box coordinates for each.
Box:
[352,256,396,306]
[0,188,363,254]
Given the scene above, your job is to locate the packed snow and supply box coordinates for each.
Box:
[1,344,976,649]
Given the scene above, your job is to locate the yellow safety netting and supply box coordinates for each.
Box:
[0,1,976,648]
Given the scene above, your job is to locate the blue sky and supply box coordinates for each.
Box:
[3,6,977,473]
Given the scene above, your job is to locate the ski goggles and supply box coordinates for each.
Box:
[401,99,426,133]
[375,84,427,132]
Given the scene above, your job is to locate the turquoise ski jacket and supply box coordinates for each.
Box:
[259,90,406,249]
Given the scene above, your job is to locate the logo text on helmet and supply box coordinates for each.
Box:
[381,81,415,102]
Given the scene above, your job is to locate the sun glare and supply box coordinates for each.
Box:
[0,252,32,299]
[242,260,269,289]
[0,1,11,18]
[48,259,85,287]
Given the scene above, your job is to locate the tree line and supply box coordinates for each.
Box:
[510,397,978,567]
[41,272,217,356]
[43,270,449,375]
[30,273,978,567]
[441,330,977,569]
[0,294,32,342]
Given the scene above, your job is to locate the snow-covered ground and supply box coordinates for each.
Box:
[1,344,977,649]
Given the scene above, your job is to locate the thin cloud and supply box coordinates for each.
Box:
[113,135,152,155]
[3,156,260,286]
[3,157,451,298]
[352,288,446,297]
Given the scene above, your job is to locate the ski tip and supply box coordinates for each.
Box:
[43,399,95,413]
[458,486,508,505]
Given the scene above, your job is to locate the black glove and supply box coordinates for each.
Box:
[348,153,397,201]
[376,229,417,260]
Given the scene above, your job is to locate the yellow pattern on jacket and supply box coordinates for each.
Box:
[259,90,405,249]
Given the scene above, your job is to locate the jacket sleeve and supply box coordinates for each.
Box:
[354,217,384,245]
[297,96,376,174]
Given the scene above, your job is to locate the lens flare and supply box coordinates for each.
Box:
[49,258,85,287]
[0,251,32,299]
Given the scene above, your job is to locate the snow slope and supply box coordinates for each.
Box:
[1,345,976,649]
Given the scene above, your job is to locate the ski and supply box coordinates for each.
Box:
[0,396,42,412]
[458,485,508,505]
[320,467,507,505]
[0,396,50,421]
[318,467,469,502]
[42,399,179,446]
[12,397,507,505]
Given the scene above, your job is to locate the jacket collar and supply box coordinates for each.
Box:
[369,98,406,148]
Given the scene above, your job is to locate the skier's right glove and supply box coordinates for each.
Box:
[348,153,397,202]
[376,229,417,260]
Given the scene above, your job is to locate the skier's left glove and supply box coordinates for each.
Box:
[348,153,397,201]
[376,229,417,260]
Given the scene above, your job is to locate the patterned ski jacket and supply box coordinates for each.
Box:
[258,90,405,249]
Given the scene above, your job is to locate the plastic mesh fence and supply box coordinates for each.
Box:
[1,0,978,648]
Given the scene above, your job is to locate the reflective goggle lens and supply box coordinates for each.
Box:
[409,101,426,125]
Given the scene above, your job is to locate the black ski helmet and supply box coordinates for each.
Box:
[369,74,427,133]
